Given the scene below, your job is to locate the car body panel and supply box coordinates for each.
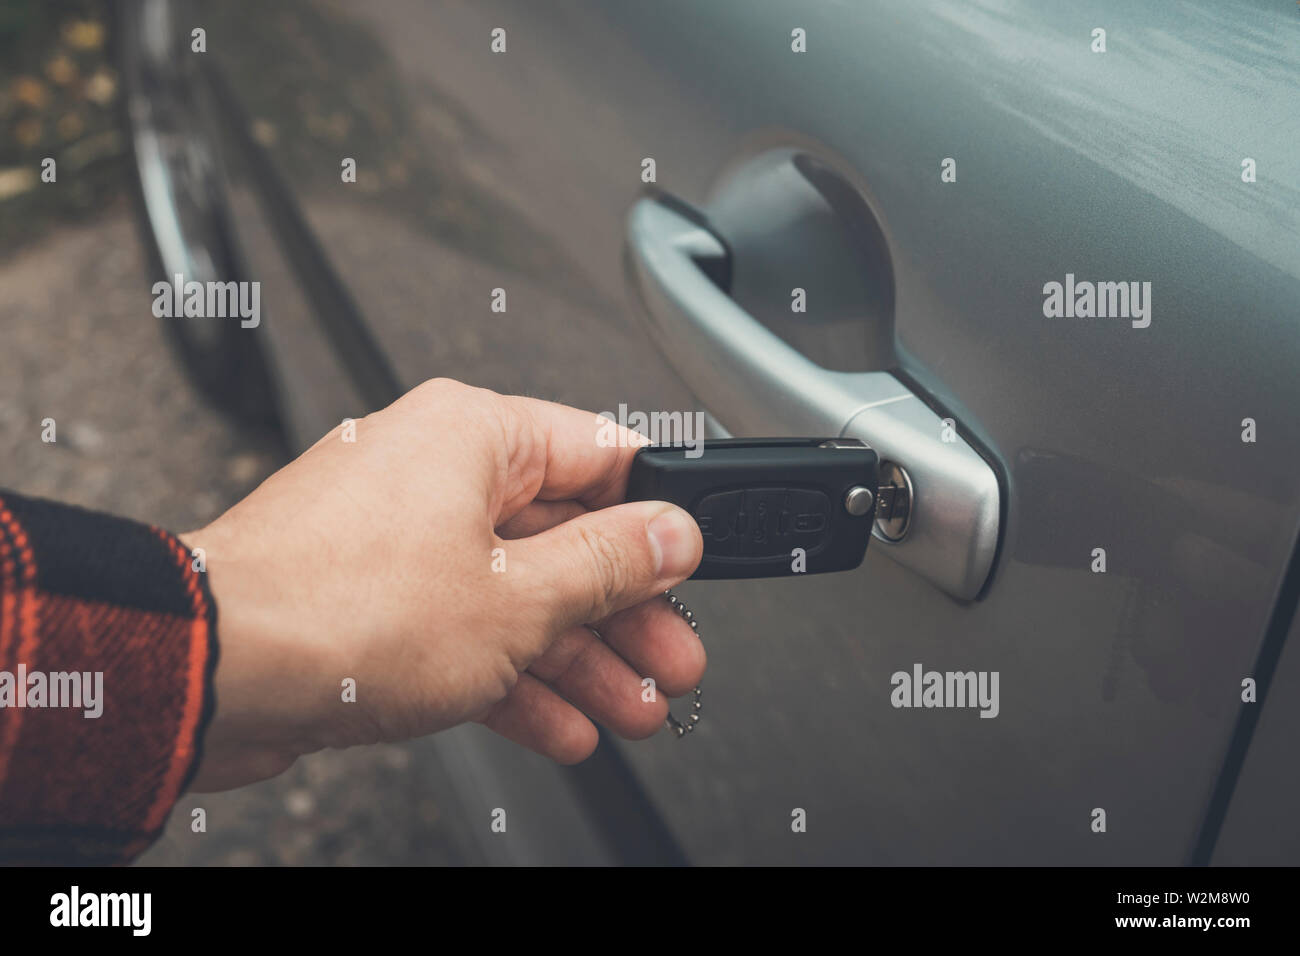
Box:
[203,0,1300,863]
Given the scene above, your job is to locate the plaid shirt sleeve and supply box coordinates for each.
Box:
[0,491,218,864]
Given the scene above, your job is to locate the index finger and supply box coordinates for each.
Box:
[493,393,652,520]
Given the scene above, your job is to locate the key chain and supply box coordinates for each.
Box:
[663,589,702,737]
[626,438,900,739]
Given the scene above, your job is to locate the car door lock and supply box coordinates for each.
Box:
[626,438,911,579]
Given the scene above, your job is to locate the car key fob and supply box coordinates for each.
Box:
[626,438,883,579]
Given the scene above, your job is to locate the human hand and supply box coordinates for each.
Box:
[182,378,705,791]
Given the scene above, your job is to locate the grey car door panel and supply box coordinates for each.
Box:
[203,0,1300,863]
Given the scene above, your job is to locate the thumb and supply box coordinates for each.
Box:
[516,501,702,630]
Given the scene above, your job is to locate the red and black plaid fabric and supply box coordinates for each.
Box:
[0,491,217,864]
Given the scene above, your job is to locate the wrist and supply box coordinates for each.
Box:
[179,520,327,790]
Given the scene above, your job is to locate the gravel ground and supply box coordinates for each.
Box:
[0,206,473,865]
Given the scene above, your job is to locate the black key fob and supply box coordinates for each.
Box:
[626,438,882,579]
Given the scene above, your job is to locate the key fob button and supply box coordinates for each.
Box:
[694,490,741,542]
[794,512,826,534]
[693,487,832,561]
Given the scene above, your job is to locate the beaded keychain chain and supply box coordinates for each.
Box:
[662,589,702,737]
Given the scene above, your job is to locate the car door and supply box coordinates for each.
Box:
[205,0,1300,864]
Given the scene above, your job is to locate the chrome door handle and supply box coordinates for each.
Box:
[625,195,1001,600]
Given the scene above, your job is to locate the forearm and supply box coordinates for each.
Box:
[0,491,217,864]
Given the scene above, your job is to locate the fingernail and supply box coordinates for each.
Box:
[647,508,699,578]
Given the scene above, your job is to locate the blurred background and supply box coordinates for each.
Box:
[0,0,476,865]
